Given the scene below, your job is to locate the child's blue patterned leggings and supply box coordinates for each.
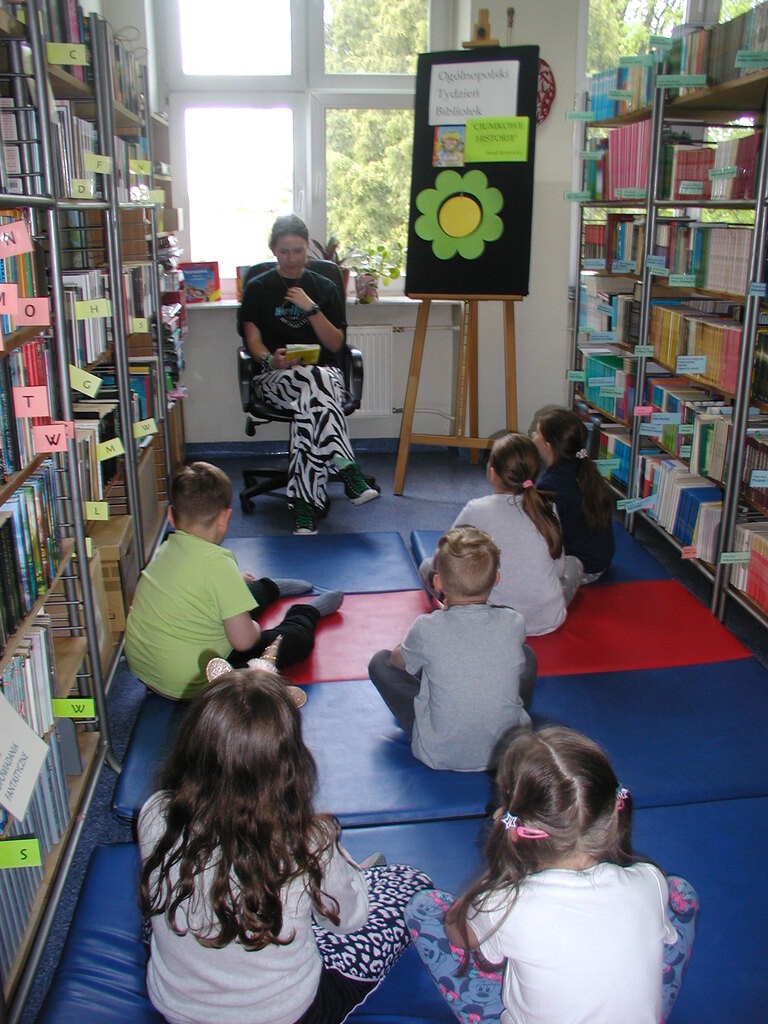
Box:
[405,875,698,1024]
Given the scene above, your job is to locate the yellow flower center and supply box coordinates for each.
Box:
[438,195,482,238]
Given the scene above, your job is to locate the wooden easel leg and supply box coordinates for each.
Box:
[503,300,518,431]
[394,298,431,494]
[468,300,480,464]
[454,300,470,442]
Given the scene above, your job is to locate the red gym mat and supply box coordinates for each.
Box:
[259,580,749,683]
[258,590,433,684]
[528,579,750,676]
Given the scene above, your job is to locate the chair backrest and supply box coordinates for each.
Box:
[236,259,345,339]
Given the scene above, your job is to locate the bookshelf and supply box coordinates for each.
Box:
[0,3,114,1021]
[568,6,768,628]
[0,4,182,1020]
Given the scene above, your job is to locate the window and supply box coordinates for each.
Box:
[158,0,453,281]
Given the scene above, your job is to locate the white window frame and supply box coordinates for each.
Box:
[154,1,455,266]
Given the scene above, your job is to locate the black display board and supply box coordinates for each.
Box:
[405,46,539,298]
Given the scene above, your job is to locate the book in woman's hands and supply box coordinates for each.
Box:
[285,344,321,364]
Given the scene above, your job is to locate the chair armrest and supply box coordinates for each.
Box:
[238,346,255,411]
[346,346,364,414]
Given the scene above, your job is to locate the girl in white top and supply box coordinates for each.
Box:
[421,433,582,635]
[139,665,430,1024]
[406,726,699,1024]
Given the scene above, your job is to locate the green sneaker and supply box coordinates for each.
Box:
[291,498,318,535]
[339,462,380,505]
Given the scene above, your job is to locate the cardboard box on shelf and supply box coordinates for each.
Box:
[87,515,139,635]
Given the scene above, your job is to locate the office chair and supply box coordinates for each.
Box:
[236,258,366,515]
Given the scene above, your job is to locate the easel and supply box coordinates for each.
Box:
[393,294,523,494]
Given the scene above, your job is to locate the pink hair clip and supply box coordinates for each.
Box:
[522,479,534,489]
[500,811,549,839]
[616,786,630,810]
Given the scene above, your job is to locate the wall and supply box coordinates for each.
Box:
[143,0,585,445]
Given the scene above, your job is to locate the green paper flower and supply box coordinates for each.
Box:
[414,170,504,260]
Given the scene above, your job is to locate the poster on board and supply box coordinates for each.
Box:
[405,46,539,298]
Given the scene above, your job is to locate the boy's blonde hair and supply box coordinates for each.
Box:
[170,462,232,529]
[434,526,500,600]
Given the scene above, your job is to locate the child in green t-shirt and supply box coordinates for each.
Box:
[125,461,342,700]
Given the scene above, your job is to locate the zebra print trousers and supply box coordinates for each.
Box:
[254,364,356,507]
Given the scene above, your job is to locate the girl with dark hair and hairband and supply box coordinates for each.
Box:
[419,433,582,635]
[531,407,615,582]
[406,726,699,1024]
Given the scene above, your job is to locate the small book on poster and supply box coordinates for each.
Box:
[285,344,320,364]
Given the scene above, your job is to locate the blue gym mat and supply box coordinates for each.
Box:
[532,657,768,808]
[303,680,494,826]
[225,532,421,593]
[411,522,671,583]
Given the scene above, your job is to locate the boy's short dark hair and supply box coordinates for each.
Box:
[170,462,232,528]
[434,526,500,600]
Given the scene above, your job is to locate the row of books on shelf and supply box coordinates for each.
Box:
[585,216,754,295]
[0,462,61,655]
[648,303,743,392]
[731,520,768,611]
[0,98,42,197]
[587,3,768,120]
[582,128,761,202]
[1,614,59,737]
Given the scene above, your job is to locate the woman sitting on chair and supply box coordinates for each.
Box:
[240,213,379,536]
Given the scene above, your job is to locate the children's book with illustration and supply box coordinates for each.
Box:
[285,344,320,364]
[179,261,221,302]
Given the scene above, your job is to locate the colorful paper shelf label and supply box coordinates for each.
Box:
[565,190,592,201]
[0,838,42,869]
[634,404,654,416]
[639,423,662,436]
[719,551,751,564]
[97,437,125,461]
[657,74,707,88]
[596,302,614,315]
[33,422,70,453]
[70,179,95,198]
[47,42,87,65]
[619,54,654,66]
[648,263,670,277]
[15,297,50,326]
[583,258,607,270]
[595,458,620,472]
[70,365,103,397]
[607,89,630,100]
[75,298,111,320]
[579,325,595,333]
[611,260,637,273]
[599,386,624,398]
[679,424,694,435]
[646,255,665,268]
[84,153,112,175]
[681,545,697,559]
[52,698,95,719]
[708,166,738,179]
[133,417,158,439]
[580,150,602,161]
[676,354,707,374]
[680,444,692,458]
[588,376,614,387]
[149,189,166,204]
[615,187,647,200]
[679,181,704,195]
[132,318,149,333]
[13,386,49,418]
[617,495,656,512]
[590,331,617,342]
[735,50,768,68]
[749,282,767,298]
[0,219,32,256]
[634,345,655,357]
[750,469,768,487]
[129,158,152,175]
[651,412,681,426]
[567,370,586,382]
[85,501,109,521]
[668,274,695,288]
[566,111,595,121]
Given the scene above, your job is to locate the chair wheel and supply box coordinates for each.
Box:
[240,494,255,515]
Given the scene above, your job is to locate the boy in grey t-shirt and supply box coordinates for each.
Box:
[368,526,537,771]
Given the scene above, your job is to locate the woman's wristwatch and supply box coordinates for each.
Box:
[306,302,321,317]
[259,353,273,373]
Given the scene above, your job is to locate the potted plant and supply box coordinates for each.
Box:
[310,235,356,294]
[349,242,405,303]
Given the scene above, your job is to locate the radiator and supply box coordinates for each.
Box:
[347,325,393,416]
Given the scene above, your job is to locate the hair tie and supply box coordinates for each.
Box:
[522,479,534,489]
[575,448,589,460]
[616,785,630,810]
[499,811,549,839]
